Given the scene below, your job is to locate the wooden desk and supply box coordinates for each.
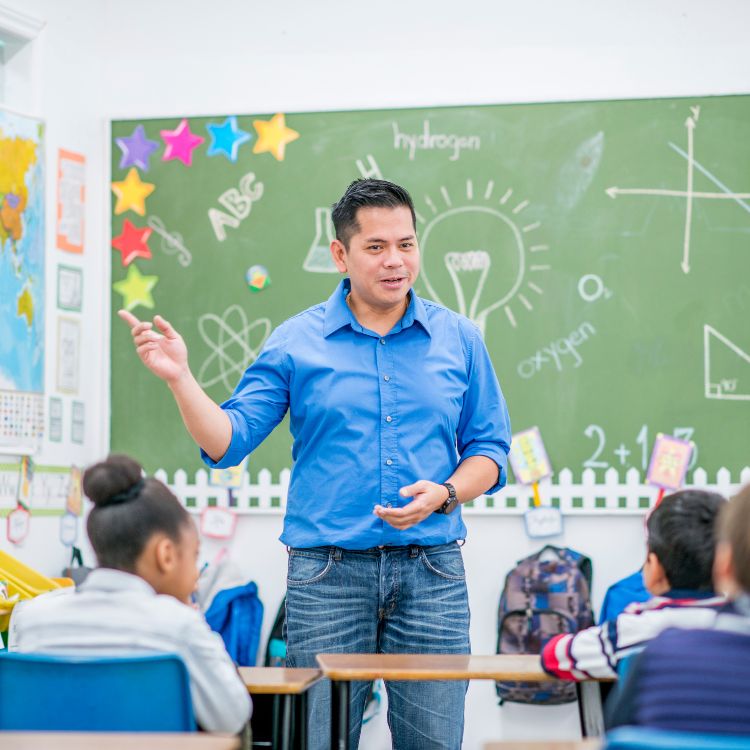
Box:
[316,654,609,750]
[240,667,321,750]
[0,733,240,750]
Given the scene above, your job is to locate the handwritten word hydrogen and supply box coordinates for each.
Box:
[392,121,481,162]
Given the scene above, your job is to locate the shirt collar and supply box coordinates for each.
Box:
[323,278,431,338]
[664,587,716,600]
[78,567,157,597]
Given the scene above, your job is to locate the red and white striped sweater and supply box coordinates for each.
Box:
[541,592,726,680]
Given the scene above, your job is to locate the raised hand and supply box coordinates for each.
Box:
[118,309,189,384]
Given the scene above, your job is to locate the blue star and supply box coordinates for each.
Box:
[206,116,252,162]
[115,124,160,171]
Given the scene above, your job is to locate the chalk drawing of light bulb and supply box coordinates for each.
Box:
[418,182,550,335]
[303,207,337,272]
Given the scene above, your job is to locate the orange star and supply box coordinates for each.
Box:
[111,168,155,215]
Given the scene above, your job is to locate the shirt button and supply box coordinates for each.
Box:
[386,459,393,465]
[386,502,393,508]
[380,338,386,345]
[386,415,392,423]
[383,375,390,382]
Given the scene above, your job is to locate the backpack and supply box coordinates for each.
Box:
[495,545,594,705]
[205,580,264,666]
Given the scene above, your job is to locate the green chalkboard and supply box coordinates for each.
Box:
[110,95,750,482]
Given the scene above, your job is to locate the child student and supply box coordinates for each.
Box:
[606,484,750,734]
[9,454,251,734]
[541,489,727,680]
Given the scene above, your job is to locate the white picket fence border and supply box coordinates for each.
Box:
[156,466,750,516]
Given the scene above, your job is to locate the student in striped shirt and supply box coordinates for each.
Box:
[541,489,727,680]
[606,483,750,734]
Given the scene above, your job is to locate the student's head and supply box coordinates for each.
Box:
[84,454,199,603]
[643,489,726,595]
[330,179,419,314]
[713,484,750,597]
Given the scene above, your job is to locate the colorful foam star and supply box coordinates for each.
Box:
[206,116,252,162]
[160,119,205,166]
[112,219,153,266]
[115,124,160,171]
[252,113,299,161]
[111,168,155,216]
[112,264,158,311]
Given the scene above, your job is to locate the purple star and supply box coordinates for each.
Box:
[116,124,160,171]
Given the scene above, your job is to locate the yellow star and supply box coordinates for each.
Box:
[112,263,158,311]
[111,168,155,216]
[253,113,300,161]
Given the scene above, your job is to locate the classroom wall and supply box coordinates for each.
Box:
[2,0,749,746]
[0,1,108,574]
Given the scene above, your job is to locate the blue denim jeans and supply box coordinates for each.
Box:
[285,542,470,750]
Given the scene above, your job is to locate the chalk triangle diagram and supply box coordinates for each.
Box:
[704,325,750,400]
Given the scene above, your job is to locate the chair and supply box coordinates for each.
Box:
[605,726,750,750]
[0,652,196,731]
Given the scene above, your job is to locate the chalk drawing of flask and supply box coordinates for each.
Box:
[303,207,338,272]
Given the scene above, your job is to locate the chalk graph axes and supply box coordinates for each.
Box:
[606,106,750,274]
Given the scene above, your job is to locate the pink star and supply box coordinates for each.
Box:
[160,119,205,166]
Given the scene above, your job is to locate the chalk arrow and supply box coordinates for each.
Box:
[606,187,750,199]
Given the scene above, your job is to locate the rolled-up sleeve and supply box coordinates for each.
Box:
[456,326,511,494]
[201,325,290,469]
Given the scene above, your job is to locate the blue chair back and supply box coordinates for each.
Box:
[0,652,196,731]
[605,726,750,750]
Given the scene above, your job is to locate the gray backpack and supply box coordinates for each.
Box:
[495,545,593,704]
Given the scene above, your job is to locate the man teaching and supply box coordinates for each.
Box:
[120,178,511,749]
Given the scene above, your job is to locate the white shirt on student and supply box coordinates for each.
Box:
[8,567,251,734]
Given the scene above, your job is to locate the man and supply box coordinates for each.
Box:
[121,178,511,749]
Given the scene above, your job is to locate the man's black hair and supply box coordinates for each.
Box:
[647,489,726,591]
[331,178,416,248]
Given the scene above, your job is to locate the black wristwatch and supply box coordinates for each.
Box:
[434,482,459,514]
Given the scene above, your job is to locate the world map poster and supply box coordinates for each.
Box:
[0,108,45,452]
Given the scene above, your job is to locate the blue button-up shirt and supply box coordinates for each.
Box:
[202,279,511,549]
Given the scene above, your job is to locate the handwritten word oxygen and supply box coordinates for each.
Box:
[517,322,596,379]
[392,121,480,162]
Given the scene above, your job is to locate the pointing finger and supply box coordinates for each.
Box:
[118,309,141,329]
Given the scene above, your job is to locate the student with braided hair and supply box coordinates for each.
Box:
[9,454,251,735]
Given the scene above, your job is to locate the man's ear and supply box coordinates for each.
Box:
[330,239,348,273]
[713,541,738,597]
[153,535,177,575]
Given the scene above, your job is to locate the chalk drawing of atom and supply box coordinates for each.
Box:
[197,305,272,392]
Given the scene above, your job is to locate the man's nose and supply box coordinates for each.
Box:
[382,246,403,266]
